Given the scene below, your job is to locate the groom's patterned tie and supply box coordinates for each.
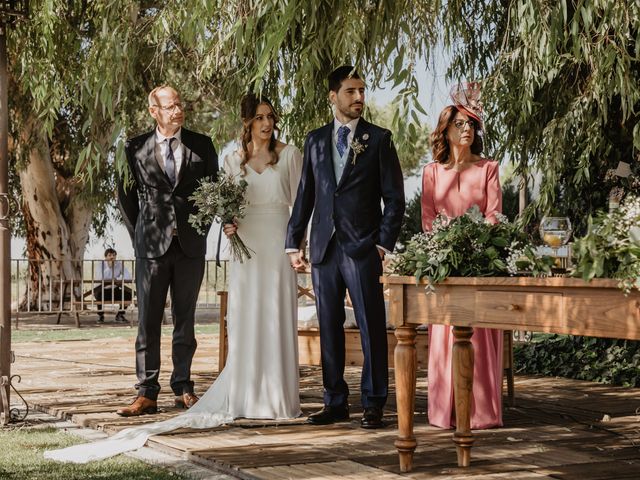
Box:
[336,125,350,157]
[165,137,177,186]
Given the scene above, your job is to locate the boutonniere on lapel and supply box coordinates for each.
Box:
[350,133,369,165]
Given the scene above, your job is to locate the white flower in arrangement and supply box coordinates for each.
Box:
[505,241,529,276]
[623,196,640,220]
[494,212,509,224]
[622,197,640,245]
[466,205,485,224]
[349,137,367,165]
[630,226,640,247]
[432,214,449,233]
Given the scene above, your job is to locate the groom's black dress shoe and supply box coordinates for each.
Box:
[307,405,350,425]
[360,406,384,429]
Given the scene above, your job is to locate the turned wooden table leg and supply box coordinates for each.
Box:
[394,325,418,472]
[452,326,475,467]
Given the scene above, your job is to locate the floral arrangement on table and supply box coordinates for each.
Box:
[389,205,553,291]
[571,194,640,293]
[188,172,253,262]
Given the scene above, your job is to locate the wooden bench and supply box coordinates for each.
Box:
[216,289,515,406]
[53,281,136,326]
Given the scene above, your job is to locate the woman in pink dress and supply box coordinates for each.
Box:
[421,100,503,429]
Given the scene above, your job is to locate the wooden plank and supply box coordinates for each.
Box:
[192,444,342,468]
[256,460,405,479]
[246,465,292,480]
[534,461,639,479]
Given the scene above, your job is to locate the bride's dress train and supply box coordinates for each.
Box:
[45,146,303,463]
[44,369,234,463]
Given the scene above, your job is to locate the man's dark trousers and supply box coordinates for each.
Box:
[135,237,205,400]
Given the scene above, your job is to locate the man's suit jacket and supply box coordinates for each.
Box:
[286,118,405,264]
[118,128,218,259]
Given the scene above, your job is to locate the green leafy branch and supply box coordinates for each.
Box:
[572,194,640,293]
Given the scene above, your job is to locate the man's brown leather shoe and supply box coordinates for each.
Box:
[175,392,199,409]
[116,396,157,417]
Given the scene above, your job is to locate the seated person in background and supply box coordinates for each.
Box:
[94,248,132,323]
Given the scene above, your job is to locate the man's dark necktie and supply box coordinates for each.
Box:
[165,137,177,186]
[336,125,350,157]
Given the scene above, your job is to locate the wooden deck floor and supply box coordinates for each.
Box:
[9,322,640,479]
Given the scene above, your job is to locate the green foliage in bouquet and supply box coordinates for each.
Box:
[188,172,253,262]
[390,206,552,291]
[572,194,640,293]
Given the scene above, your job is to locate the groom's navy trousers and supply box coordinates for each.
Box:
[312,237,387,409]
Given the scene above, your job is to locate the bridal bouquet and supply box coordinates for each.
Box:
[390,206,553,292]
[189,172,253,263]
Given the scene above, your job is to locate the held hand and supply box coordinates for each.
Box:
[288,250,310,272]
[223,222,238,238]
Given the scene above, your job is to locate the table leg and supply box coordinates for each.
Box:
[452,326,474,467]
[394,325,417,472]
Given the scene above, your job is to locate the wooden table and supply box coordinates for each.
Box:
[384,275,640,472]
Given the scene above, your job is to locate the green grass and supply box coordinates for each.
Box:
[0,426,189,480]
[12,324,219,344]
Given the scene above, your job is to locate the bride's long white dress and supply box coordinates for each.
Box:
[45,145,303,463]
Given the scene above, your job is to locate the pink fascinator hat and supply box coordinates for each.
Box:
[449,81,483,126]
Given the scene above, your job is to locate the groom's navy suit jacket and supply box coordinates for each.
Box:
[286,118,404,263]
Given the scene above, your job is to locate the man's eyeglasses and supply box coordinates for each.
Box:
[451,120,475,131]
[153,103,184,113]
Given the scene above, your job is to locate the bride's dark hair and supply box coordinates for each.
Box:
[239,93,280,176]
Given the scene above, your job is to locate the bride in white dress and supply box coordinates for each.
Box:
[45,94,303,463]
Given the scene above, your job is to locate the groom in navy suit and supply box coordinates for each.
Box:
[286,66,405,428]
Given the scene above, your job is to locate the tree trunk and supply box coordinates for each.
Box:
[17,118,92,311]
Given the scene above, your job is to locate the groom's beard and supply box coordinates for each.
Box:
[340,103,363,120]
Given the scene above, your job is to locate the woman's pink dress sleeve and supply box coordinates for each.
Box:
[421,164,437,232]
